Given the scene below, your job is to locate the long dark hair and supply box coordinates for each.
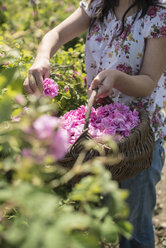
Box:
[89,0,164,35]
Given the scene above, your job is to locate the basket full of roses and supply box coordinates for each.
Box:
[58,89,155,182]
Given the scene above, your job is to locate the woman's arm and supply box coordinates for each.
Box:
[89,36,166,98]
[24,7,90,94]
[36,7,90,60]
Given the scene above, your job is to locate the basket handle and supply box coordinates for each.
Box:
[83,89,97,131]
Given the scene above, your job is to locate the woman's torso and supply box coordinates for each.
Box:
[82,1,166,140]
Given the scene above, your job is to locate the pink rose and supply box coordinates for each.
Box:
[50,128,69,160]
[43,78,59,98]
[61,102,140,144]
[33,115,60,139]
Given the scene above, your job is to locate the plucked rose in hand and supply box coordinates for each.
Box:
[43,78,59,98]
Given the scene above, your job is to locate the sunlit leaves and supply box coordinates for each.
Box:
[0,1,132,247]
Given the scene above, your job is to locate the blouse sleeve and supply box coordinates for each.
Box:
[79,0,98,18]
[142,6,166,39]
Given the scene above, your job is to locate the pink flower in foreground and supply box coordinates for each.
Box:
[23,115,69,162]
[33,115,60,139]
[50,128,69,160]
[43,78,59,98]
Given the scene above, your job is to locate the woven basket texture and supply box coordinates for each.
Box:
[60,92,155,183]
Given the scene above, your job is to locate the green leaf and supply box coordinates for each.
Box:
[101,216,119,243]
[116,220,133,239]
[0,95,13,123]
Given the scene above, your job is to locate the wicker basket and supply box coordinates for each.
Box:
[60,90,155,182]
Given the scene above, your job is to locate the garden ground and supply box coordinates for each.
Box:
[154,143,166,247]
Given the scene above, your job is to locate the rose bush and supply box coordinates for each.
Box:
[0,1,133,247]
[0,72,132,247]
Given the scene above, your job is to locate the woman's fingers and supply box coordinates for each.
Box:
[23,72,43,95]
[33,70,44,93]
[89,70,113,99]
[23,58,50,95]
[28,73,37,92]
[23,77,33,94]
[97,85,109,98]
[24,69,46,94]
[44,69,50,79]
[89,72,106,91]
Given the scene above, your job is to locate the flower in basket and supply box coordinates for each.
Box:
[61,102,140,145]
[43,78,59,98]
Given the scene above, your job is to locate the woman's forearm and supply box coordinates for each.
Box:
[35,7,90,61]
[89,69,159,99]
[23,7,90,94]
[35,28,61,60]
[114,70,157,98]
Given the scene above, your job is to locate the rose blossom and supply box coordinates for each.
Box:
[22,115,69,162]
[33,115,60,139]
[50,128,69,160]
[43,78,59,98]
[61,102,140,145]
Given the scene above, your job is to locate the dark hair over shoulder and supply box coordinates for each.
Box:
[89,0,165,35]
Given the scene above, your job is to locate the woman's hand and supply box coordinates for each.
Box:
[23,57,50,95]
[88,69,118,99]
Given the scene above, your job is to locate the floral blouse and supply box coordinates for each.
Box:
[80,0,166,141]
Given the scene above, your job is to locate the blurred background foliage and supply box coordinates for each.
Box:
[0,1,132,247]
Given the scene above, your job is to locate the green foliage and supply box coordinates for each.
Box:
[0,0,84,52]
[0,1,133,247]
[50,43,87,115]
[0,65,132,247]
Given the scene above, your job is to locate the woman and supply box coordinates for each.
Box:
[24,0,166,247]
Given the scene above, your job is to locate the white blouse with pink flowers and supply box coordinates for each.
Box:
[80,0,166,140]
